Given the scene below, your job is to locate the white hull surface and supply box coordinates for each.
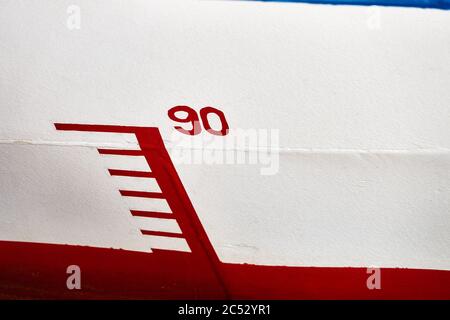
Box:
[0,0,449,298]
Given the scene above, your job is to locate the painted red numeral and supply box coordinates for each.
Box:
[168,106,229,136]
[200,107,229,136]
[167,105,202,135]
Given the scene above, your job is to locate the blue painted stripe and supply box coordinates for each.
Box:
[249,0,450,9]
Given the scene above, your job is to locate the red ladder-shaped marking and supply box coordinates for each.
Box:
[54,123,228,296]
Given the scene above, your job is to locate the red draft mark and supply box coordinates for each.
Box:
[168,106,229,136]
[53,123,229,297]
[0,123,448,299]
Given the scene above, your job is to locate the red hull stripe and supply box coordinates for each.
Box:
[0,241,449,300]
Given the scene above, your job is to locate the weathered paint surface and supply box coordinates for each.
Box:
[0,0,449,298]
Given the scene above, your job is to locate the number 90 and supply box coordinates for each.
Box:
[168,106,229,136]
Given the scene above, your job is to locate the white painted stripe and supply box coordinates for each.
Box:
[123,196,172,213]
[132,216,181,234]
[111,176,161,193]
[100,154,150,171]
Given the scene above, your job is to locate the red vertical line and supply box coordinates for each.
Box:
[135,128,230,298]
